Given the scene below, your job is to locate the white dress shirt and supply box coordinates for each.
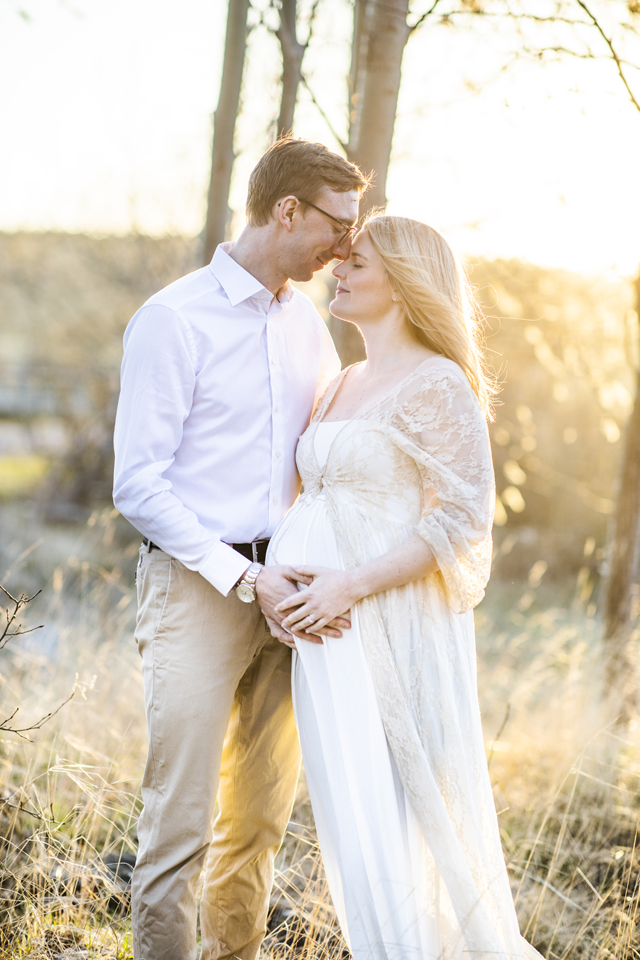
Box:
[113,242,341,596]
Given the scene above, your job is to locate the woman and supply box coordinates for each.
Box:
[267,215,542,960]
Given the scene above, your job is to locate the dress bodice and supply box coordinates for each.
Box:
[299,418,424,526]
[312,420,351,470]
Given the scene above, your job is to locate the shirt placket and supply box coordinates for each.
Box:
[266,299,284,531]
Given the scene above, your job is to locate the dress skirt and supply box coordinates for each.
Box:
[267,424,441,960]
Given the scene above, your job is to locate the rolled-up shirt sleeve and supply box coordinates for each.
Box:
[113,304,250,596]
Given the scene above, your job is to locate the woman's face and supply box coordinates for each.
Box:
[330,230,396,324]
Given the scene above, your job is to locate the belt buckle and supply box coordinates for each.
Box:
[252,541,259,563]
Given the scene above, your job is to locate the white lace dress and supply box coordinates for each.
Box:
[267,357,541,960]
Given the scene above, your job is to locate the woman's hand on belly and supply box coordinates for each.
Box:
[278,532,438,635]
[258,565,351,646]
[277,566,360,637]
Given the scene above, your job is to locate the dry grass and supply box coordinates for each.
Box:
[0,510,639,959]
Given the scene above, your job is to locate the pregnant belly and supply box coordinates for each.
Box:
[267,494,344,571]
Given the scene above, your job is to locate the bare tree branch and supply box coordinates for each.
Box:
[409,0,444,34]
[0,793,78,824]
[300,74,348,150]
[574,0,640,113]
[0,584,44,652]
[519,44,640,70]
[413,1,640,114]
[0,687,77,742]
[427,9,591,28]
[269,0,324,137]
[1,585,76,740]
[305,0,323,47]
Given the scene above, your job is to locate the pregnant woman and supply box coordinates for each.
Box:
[267,215,542,960]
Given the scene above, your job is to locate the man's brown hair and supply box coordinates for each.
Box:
[246,138,370,226]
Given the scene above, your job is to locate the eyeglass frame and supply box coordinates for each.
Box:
[279,196,358,245]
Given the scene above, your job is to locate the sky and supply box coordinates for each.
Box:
[1,0,640,275]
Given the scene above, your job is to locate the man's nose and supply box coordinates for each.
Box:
[331,234,353,261]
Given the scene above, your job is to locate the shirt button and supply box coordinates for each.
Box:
[274,405,279,413]
[271,358,276,365]
[276,451,281,458]
[272,497,278,505]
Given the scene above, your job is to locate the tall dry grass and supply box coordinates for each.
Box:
[0,507,638,959]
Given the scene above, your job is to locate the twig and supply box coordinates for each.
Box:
[305,0,323,47]
[0,687,77,742]
[418,3,640,114]
[0,584,44,651]
[0,794,79,824]
[521,45,640,70]
[434,10,590,28]
[487,701,511,768]
[574,0,640,114]
[300,75,348,151]
[410,0,444,33]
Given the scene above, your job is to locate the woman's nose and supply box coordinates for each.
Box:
[332,260,346,279]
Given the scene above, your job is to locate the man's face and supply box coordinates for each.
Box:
[280,186,360,282]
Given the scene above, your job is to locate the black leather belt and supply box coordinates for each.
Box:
[227,539,270,564]
[142,537,270,564]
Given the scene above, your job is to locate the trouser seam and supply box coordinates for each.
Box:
[147,557,173,858]
[212,658,247,943]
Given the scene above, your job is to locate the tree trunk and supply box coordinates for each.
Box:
[347,0,375,162]
[203,0,251,264]
[348,0,410,215]
[276,0,305,137]
[329,0,411,366]
[603,271,640,718]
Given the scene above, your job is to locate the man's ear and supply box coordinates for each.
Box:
[275,196,298,233]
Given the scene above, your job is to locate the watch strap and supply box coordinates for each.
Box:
[236,562,263,597]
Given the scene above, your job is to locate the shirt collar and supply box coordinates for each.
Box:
[209,242,293,308]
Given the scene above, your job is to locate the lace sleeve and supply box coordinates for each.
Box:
[390,361,495,613]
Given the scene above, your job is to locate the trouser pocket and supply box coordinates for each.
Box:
[134,549,172,656]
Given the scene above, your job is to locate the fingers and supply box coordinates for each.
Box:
[310,626,342,639]
[298,631,324,645]
[282,602,326,632]
[289,572,313,586]
[265,616,295,646]
[282,609,313,630]
[281,608,351,634]
[290,565,318,577]
[275,590,309,615]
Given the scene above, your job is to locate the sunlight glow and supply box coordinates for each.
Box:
[1,0,639,275]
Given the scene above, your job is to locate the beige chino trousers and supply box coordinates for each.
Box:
[132,545,301,960]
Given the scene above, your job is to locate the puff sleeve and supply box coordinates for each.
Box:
[390,364,495,613]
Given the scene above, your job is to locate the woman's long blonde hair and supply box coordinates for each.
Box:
[363,214,496,417]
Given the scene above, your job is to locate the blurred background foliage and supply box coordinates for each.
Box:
[0,230,634,592]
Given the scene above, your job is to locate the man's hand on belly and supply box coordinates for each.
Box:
[256,566,350,646]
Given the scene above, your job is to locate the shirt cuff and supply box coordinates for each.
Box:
[199,541,252,596]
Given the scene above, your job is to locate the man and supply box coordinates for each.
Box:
[113,138,369,960]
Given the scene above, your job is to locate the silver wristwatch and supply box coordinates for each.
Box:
[235,562,263,603]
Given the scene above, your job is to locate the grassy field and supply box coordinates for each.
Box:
[0,457,51,500]
[0,505,637,959]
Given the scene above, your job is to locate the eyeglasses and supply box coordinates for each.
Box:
[297,198,358,246]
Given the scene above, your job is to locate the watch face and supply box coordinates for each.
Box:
[236,583,255,603]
